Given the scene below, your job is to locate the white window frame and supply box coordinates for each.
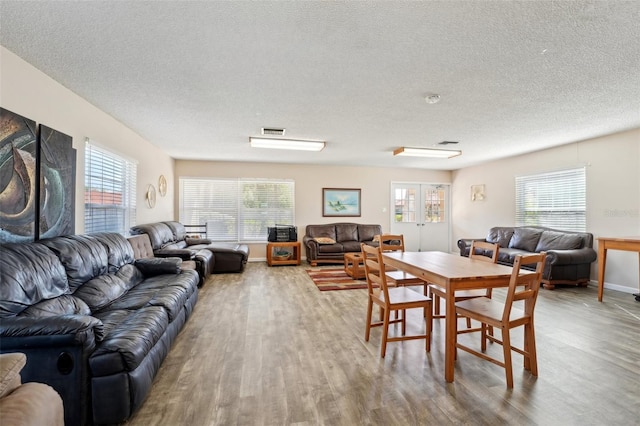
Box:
[84,140,137,235]
[179,177,295,243]
[515,167,586,232]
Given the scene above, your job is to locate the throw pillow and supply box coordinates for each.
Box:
[314,237,336,244]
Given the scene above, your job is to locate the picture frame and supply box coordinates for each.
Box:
[471,184,485,201]
[322,188,361,217]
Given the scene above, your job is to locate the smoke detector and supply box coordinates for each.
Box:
[425,94,441,104]
[262,127,286,136]
[437,141,459,145]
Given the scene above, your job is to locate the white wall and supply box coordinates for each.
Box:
[0,46,175,232]
[452,129,640,293]
[175,160,451,259]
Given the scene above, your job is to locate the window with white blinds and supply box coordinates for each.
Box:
[515,167,586,231]
[179,178,295,242]
[84,141,137,235]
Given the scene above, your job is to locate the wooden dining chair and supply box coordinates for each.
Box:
[429,240,500,330]
[454,252,547,388]
[361,243,433,357]
[374,234,429,293]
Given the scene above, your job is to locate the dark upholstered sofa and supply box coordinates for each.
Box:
[130,221,249,275]
[0,233,199,425]
[457,226,597,289]
[303,223,382,266]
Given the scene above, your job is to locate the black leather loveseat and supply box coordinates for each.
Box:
[303,223,382,266]
[130,221,250,274]
[457,226,597,289]
[0,233,199,425]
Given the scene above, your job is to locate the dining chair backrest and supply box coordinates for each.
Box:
[469,240,499,263]
[361,243,391,302]
[374,234,406,252]
[502,252,547,323]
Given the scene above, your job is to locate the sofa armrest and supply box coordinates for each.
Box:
[545,247,598,266]
[0,315,103,346]
[457,238,486,256]
[134,257,182,276]
[303,236,319,260]
[154,248,195,261]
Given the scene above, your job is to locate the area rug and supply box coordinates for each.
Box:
[306,268,372,291]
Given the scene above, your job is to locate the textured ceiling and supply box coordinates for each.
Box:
[1,1,639,170]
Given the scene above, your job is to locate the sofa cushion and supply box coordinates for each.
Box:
[90,306,169,375]
[40,235,109,291]
[306,224,337,241]
[0,243,69,317]
[508,228,543,252]
[162,221,188,242]
[336,223,358,242]
[91,233,135,273]
[341,241,363,252]
[318,244,344,254]
[130,223,175,249]
[18,295,91,317]
[0,353,26,398]
[486,227,515,248]
[358,224,381,242]
[535,231,584,252]
[73,274,130,311]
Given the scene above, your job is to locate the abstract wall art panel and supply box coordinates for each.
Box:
[0,108,38,243]
[38,124,76,239]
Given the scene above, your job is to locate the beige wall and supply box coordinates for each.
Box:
[5,44,639,293]
[0,46,175,232]
[452,129,640,293]
[175,160,451,259]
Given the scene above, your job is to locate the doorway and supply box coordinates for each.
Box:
[389,182,451,252]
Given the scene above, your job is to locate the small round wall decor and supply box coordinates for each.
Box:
[146,184,157,208]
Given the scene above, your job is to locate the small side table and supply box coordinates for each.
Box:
[344,252,365,279]
[267,241,301,266]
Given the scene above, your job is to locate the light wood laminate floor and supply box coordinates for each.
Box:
[125,262,640,425]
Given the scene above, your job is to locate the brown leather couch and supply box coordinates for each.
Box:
[458,226,597,289]
[303,223,382,266]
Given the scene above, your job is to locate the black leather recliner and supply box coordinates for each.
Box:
[0,232,199,425]
[130,221,250,274]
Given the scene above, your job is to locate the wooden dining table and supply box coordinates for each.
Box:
[382,250,531,383]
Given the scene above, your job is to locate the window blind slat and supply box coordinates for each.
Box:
[515,167,586,231]
[179,177,294,242]
[85,142,137,235]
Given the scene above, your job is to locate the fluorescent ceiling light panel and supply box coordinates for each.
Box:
[393,147,462,159]
[249,137,325,151]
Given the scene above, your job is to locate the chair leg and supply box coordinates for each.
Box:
[432,293,441,316]
[365,298,373,342]
[525,322,538,376]
[425,302,432,352]
[401,309,406,335]
[466,317,472,329]
[381,307,391,358]
[502,328,514,388]
[481,323,488,352]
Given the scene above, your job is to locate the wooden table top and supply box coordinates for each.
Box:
[383,251,516,282]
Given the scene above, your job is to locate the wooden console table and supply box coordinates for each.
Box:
[597,236,640,302]
[266,241,301,266]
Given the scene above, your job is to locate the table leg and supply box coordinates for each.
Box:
[597,246,607,302]
[445,283,456,382]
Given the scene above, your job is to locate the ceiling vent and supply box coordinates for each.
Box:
[262,127,286,136]
[438,141,459,145]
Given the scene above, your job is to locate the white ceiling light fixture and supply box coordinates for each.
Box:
[249,137,325,152]
[393,147,462,159]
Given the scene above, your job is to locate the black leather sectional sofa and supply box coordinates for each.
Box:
[458,226,597,289]
[0,233,199,425]
[130,221,250,277]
